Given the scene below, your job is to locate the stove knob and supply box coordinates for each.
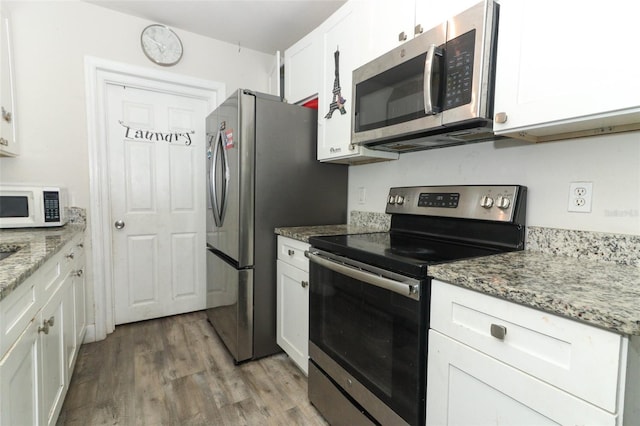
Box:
[388,195,397,205]
[396,195,405,205]
[496,196,511,209]
[480,195,494,208]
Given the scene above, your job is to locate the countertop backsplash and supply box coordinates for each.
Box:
[66,207,87,224]
[349,210,640,266]
[526,226,640,267]
[349,211,390,231]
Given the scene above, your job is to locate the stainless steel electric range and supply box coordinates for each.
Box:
[306,185,527,426]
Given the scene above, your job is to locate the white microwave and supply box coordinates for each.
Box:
[0,185,68,228]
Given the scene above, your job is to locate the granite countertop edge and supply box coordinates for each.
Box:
[275,224,382,243]
[0,224,86,302]
[429,251,640,336]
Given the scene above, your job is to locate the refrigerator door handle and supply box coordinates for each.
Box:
[219,128,230,226]
[209,129,223,227]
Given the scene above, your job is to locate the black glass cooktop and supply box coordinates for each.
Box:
[309,231,503,278]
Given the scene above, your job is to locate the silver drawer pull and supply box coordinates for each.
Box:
[301,280,309,288]
[490,324,507,340]
[287,249,295,256]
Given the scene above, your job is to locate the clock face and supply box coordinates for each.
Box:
[140,24,183,66]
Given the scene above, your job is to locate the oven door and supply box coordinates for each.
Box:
[307,249,428,426]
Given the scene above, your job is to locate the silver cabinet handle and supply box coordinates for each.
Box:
[66,252,75,260]
[490,324,507,340]
[495,112,508,124]
[301,281,309,288]
[398,31,407,42]
[2,106,11,123]
[74,269,84,277]
[114,220,125,229]
[414,24,423,35]
[0,137,8,146]
[288,249,295,256]
[38,316,55,334]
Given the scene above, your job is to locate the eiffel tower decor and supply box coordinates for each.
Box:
[324,49,346,119]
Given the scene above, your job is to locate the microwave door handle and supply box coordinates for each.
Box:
[423,44,441,115]
[306,251,419,299]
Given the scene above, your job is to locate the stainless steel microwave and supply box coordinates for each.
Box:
[351,1,500,153]
[0,185,68,228]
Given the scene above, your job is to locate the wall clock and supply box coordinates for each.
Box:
[140,24,183,66]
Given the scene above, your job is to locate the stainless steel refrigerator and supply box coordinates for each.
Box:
[205,89,348,363]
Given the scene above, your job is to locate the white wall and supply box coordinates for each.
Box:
[0,0,273,334]
[349,132,640,235]
[0,0,274,207]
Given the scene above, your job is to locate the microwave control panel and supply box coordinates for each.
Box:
[43,191,61,222]
[444,29,475,111]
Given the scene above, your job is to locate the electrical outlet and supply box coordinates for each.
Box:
[357,187,366,204]
[568,182,593,213]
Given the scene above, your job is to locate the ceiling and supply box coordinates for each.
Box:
[85,0,346,54]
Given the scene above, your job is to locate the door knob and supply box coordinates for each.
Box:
[114,220,125,229]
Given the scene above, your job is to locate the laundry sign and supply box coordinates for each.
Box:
[119,120,195,146]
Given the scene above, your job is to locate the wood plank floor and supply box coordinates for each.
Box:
[57,311,328,426]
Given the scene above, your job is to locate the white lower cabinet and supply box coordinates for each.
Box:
[0,319,39,425]
[276,236,310,374]
[427,279,639,426]
[427,330,616,425]
[0,232,86,425]
[40,289,65,426]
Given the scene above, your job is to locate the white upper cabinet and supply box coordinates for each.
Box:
[0,7,18,156]
[317,1,398,164]
[414,0,481,36]
[368,0,415,58]
[493,0,640,141]
[368,0,481,60]
[284,30,320,104]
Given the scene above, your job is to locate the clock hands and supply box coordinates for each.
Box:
[143,35,167,52]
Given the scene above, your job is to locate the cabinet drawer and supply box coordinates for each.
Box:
[430,280,624,412]
[427,330,617,426]
[0,276,38,358]
[277,237,310,272]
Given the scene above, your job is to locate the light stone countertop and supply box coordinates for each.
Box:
[429,251,640,336]
[0,224,85,302]
[274,224,382,243]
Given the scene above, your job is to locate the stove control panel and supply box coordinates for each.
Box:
[386,185,526,223]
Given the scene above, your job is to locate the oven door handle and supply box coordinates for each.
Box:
[306,251,419,299]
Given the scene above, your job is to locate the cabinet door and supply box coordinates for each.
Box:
[73,261,86,347]
[62,274,76,376]
[317,1,369,161]
[426,330,617,426]
[415,0,480,36]
[317,1,398,164]
[368,0,415,58]
[276,260,309,374]
[0,319,39,426]
[39,292,65,426]
[493,0,640,140]
[0,8,17,156]
[285,29,320,104]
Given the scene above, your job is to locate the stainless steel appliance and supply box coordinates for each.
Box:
[307,185,527,425]
[205,89,347,363]
[351,1,500,153]
[0,185,68,228]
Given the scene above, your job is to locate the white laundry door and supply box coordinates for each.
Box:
[106,83,208,325]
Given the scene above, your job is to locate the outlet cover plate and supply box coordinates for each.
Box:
[568,182,593,213]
